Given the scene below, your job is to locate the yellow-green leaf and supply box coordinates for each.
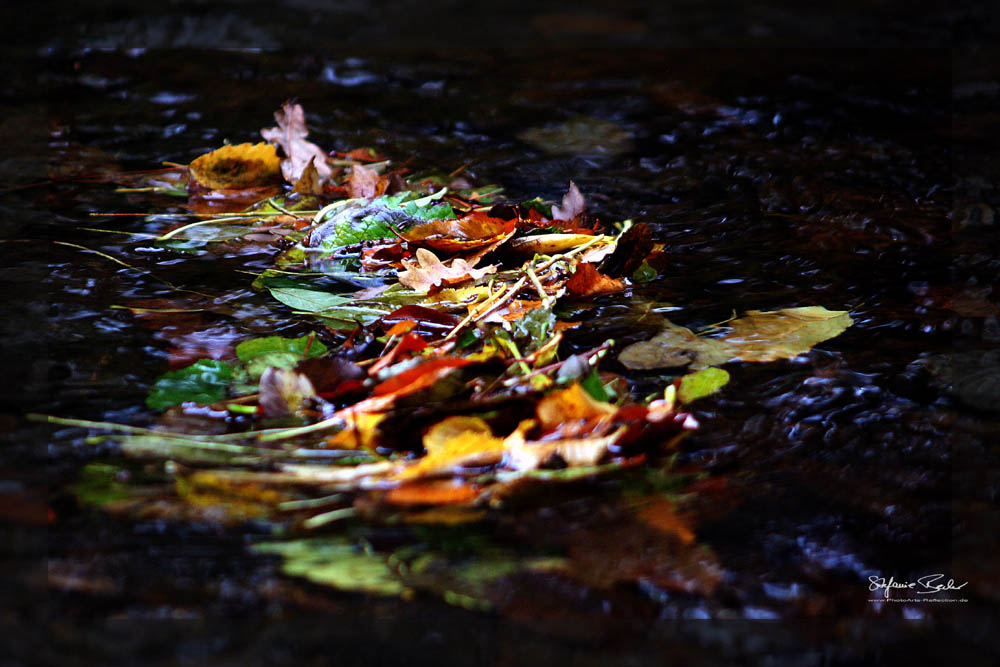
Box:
[676,367,730,404]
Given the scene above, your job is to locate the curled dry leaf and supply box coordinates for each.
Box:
[188,142,282,190]
[398,248,497,293]
[260,101,332,185]
[403,213,516,253]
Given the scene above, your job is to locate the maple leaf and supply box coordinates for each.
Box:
[260,101,332,185]
[397,248,497,293]
[552,181,585,220]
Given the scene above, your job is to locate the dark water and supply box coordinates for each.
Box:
[3,40,999,664]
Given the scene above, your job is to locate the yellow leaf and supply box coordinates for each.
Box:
[536,383,617,431]
[327,412,385,450]
[188,142,282,190]
[392,417,505,481]
[722,306,854,362]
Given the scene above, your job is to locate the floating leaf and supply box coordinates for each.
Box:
[267,287,354,313]
[146,359,233,410]
[260,101,332,185]
[618,321,732,370]
[676,367,730,404]
[235,334,329,380]
[188,142,282,190]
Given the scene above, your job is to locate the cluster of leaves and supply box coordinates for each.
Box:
[62,102,854,609]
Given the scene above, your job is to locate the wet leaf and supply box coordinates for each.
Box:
[146,359,233,410]
[392,416,505,481]
[536,383,617,431]
[291,156,324,195]
[402,213,515,253]
[676,367,730,404]
[518,115,633,156]
[372,357,474,399]
[566,263,625,296]
[722,306,854,362]
[260,101,332,185]
[619,307,853,370]
[236,334,329,379]
[397,248,497,293]
[509,233,608,257]
[266,287,354,313]
[252,538,405,596]
[383,479,481,506]
[188,142,282,190]
[258,367,317,418]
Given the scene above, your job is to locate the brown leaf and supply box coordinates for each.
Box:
[599,222,653,277]
[291,156,324,195]
[346,163,380,199]
[566,263,625,296]
[258,367,316,418]
[188,142,282,190]
[402,213,516,253]
[397,248,497,293]
[552,181,585,221]
[260,101,332,185]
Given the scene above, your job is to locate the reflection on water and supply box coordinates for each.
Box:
[4,45,997,663]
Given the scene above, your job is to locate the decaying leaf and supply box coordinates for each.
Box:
[188,142,282,190]
[261,101,332,185]
[397,248,497,292]
[619,307,853,370]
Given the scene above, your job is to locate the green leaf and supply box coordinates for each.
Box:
[236,334,329,380]
[252,538,405,596]
[71,463,137,507]
[631,260,657,283]
[403,201,455,221]
[267,287,355,313]
[580,369,611,402]
[321,215,395,248]
[676,367,730,404]
[146,359,233,410]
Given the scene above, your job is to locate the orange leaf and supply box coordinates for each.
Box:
[566,263,625,296]
[397,248,497,293]
[383,480,481,506]
[372,357,473,398]
[392,416,504,481]
[634,497,696,546]
[403,213,516,253]
[385,320,418,337]
[536,383,618,431]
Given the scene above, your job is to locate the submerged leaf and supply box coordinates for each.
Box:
[252,538,405,596]
[619,307,853,370]
[146,359,233,410]
[188,142,282,190]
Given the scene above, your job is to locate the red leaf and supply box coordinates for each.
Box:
[372,357,474,398]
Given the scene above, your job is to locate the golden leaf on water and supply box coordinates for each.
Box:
[188,142,282,190]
